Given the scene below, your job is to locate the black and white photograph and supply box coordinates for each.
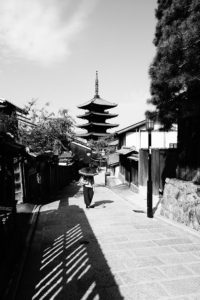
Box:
[1,0,200,299]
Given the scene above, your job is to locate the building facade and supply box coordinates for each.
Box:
[117,120,177,150]
[108,120,178,195]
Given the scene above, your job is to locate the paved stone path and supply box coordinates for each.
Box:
[16,171,200,300]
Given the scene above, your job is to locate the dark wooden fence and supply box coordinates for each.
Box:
[130,159,139,187]
[119,156,139,187]
[139,148,178,195]
[24,161,75,204]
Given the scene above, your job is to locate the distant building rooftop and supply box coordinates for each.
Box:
[0,99,27,114]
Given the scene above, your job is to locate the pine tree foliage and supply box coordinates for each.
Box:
[148,0,200,128]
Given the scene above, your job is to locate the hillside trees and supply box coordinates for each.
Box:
[19,100,75,154]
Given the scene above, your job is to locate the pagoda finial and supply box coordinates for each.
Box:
[95,71,99,97]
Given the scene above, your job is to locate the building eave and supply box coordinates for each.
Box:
[77,122,119,128]
[76,132,109,139]
[77,111,118,119]
[77,96,117,110]
[116,120,146,135]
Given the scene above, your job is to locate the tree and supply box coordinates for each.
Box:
[85,135,115,168]
[148,0,200,128]
[87,134,115,154]
[19,100,75,154]
[148,0,200,180]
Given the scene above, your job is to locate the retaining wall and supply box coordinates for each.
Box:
[161,178,200,231]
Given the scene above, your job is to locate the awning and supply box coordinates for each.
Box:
[117,146,137,156]
[127,154,139,161]
[108,140,118,146]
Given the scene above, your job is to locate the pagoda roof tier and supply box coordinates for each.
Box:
[77,122,119,129]
[77,96,117,110]
[76,132,109,140]
[77,111,118,120]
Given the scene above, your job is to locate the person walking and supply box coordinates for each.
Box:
[79,175,94,208]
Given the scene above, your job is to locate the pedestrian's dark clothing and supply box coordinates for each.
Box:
[83,185,94,207]
[80,176,94,208]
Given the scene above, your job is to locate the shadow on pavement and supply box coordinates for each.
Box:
[16,185,124,300]
[0,204,35,298]
[93,200,114,207]
[132,209,145,214]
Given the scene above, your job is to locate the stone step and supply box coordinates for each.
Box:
[106,176,122,187]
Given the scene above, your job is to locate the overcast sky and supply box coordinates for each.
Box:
[0,0,157,131]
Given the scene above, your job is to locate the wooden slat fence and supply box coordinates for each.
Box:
[139,148,177,195]
[24,162,75,204]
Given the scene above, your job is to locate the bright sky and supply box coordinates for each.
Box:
[0,0,157,131]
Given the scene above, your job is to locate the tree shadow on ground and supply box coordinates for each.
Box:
[16,185,124,300]
[0,204,35,298]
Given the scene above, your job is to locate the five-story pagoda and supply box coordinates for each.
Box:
[76,72,118,140]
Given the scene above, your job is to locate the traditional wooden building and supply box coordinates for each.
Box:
[108,120,178,195]
[0,100,27,206]
[76,72,118,140]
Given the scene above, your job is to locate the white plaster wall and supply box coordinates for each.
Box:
[152,131,165,148]
[140,131,148,148]
[165,131,177,147]
[115,166,120,177]
[123,130,177,150]
[126,132,140,150]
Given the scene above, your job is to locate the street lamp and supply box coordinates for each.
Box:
[87,152,91,166]
[101,149,105,157]
[146,118,154,218]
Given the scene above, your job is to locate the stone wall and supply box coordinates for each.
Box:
[161,178,200,231]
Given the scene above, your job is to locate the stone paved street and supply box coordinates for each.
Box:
[16,171,200,299]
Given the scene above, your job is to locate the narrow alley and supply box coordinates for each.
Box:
[13,171,200,300]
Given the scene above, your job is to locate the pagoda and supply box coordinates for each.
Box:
[76,72,118,140]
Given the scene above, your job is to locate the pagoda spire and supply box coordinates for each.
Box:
[95,71,99,98]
